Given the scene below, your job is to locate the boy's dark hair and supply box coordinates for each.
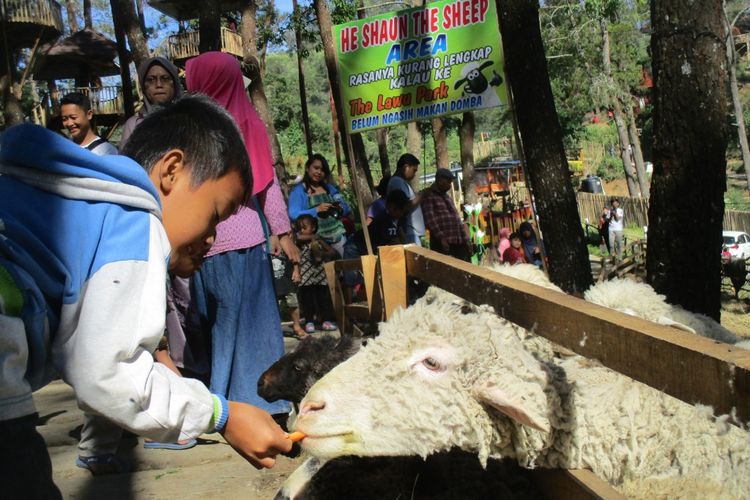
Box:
[396,153,420,172]
[121,94,251,193]
[385,189,409,209]
[60,92,92,111]
[296,214,318,232]
[509,232,521,241]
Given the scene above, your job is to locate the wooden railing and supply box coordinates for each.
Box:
[166,28,243,61]
[38,86,124,123]
[2,0,63,32]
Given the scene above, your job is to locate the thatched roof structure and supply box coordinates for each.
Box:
[33,28,123,81]
[147,0,241,21]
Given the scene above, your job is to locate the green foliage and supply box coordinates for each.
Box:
[597,155,622,181]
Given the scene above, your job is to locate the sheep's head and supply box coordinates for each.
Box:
[258,335,362,404]
[294,290,552,465]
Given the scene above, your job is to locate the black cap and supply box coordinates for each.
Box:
[435,168,455,180]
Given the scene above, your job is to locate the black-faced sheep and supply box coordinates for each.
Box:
[258,335,362,404]
[293,288,750,498]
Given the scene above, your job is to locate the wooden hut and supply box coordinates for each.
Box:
[0,0,64,48]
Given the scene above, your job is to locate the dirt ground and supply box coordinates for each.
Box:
[38,337,308,500]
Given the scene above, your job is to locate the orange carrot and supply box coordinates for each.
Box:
[288,431,306,442]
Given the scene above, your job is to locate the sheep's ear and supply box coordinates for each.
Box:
[473,381,550,433]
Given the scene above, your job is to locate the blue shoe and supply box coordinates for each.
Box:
[143,438,197,450]
[76,454,130,475]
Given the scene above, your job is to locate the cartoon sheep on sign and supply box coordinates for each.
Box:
[454,60,503,108]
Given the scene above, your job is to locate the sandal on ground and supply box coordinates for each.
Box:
[292,327,309,340]
[304,322,316,333]
[76,454,130,475]
[321,321,338,331]
[143,438,197,450]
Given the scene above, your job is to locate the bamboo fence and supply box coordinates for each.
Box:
[576,192,750,233]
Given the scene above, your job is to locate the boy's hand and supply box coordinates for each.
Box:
[221,401,292,469]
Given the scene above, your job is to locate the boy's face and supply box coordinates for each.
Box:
[149,150,245,277]
[511,237,522,248]
[402,163,419,181]
[386,203,406,220]
[299,219,316,236]
[61,103,93,144]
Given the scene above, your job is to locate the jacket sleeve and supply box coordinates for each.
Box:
[258,174,292,236]
[288,184,317,221]
[56,217,213,443]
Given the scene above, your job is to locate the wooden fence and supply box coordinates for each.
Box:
[2,0,63,31]
[577,192,750,232]
[166,28,242,61]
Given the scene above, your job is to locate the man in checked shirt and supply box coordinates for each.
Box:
[422,168,472,262]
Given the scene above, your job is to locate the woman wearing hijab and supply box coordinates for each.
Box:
[519,221,543,268]
[185,52,298,418]
[120,57,183,150]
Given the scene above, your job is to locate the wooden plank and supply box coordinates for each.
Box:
[378,245,407,320]
[529,469,626,500]
[361,255,382,321]
[404,246,750,422]
[345,303,370,321]
[324,261,345,333]
[333,258,364,272]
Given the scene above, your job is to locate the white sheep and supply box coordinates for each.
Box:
[491,263,742,344]
[292,289,750,498]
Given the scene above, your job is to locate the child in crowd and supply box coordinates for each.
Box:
[296,214,339,333]
[272,249,307,340]
[502,232,527,265]
[497,227,511,262]
[0,95,292,498]
[60,92,118,155]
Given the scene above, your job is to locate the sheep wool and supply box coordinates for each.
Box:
[295,288,750,498]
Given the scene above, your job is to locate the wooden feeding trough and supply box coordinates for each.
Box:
[325,245,750,499]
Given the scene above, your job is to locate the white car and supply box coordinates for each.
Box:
[722,231,750,260]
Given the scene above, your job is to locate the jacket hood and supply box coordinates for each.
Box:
[0,124,161,218]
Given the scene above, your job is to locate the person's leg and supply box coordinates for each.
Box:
[192,251,240,398]
[287,291,307,338]
[608,231,616,260]
[615,231,624,261]
[317,285,337,324]
[1,413,62,500]
[78,413,124,458]
[226,245,290,414]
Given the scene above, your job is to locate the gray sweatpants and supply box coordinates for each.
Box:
[609,230,624,261]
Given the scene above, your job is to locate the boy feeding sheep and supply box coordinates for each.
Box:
[0,95,292,498]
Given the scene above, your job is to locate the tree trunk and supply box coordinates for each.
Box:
[313,0,375,207]
[112,0,150,69]
[406,121,422,157]
[199,0,222,53]
[110,0,135,117]
[241,0,288,190]
[497,0,593,294]
[329,83,345,188]
[600,20,638,197]
[83,0,92,29]
[432,117,449,168]
[376,128,391,177]
[625,99,650,198]
[460,111,478,204]
[292,0,313,158]
[135,0,148,38]
[647,0,728,321]
[259,1,273,75]
[65,0,79,33]
[725,5,750,189]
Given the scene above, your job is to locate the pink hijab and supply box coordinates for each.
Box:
[185,52,273,195]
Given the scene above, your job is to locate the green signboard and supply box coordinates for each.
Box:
[333,0,506,134]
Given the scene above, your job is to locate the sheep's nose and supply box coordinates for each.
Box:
[299,400,325,416]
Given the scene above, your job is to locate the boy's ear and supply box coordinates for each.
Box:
[152,149,187,194]
[85,109,94,121]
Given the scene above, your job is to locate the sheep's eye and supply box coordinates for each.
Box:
[422,357,442,371]
[293,364,302,372]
